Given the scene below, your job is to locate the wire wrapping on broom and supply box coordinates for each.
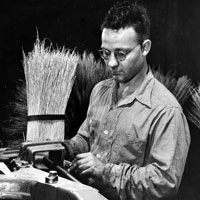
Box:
[27,115,66,121]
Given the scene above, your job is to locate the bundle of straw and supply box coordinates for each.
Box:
[23,38,78,142]
[172,76,193,106]
[187,86,200,130]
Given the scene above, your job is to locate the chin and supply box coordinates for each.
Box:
[113,75,121,81]
[113,76,125,83]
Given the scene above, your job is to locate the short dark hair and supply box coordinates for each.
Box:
[101,1,150,41]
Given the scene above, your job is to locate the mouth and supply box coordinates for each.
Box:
[111,71,120,76]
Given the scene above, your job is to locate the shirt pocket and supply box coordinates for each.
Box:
[115,132,147,165]
[126,136,147,154]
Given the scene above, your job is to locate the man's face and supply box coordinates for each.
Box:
[101,27,145,83]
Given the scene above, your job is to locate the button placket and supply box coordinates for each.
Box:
[108,107,126,161]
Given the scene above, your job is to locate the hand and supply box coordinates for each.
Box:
[69,152,105,179]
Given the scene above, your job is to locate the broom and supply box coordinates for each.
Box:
[23,38,78,142]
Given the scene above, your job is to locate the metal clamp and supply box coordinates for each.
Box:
[19,141,65,167]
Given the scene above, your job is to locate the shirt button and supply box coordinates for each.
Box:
[104,130,108,135]
[96,154,101,158]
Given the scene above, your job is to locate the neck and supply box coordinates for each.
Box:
[118,63,148,100]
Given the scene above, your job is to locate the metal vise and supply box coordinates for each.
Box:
[19,141,65,168]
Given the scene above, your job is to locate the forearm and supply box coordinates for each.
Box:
[102,162,178,200]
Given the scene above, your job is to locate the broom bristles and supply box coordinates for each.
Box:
[187,86,200,130]
[23,38,78,142]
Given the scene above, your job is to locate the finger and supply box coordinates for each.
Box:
[69,156,80,172]
[76,152,92,160]
[69,155,90,172]
[77,156,91,165]
[78,160,92,171]
[80,167,93,176]
[69,162,78,172]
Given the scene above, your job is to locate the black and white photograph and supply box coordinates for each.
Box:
[0,0,200,199]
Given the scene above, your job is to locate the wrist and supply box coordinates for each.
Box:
[102,163,115,184]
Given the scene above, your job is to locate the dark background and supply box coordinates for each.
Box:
[0,0,200,128]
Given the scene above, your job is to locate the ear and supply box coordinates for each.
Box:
[141,39,151,56]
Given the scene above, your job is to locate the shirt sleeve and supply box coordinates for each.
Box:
[102,107,190,200]
[63,83,98,160]
[62,133,89,160]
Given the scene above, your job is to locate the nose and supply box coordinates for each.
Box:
[108,54,119,68]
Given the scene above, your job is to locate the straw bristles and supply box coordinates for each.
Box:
[173,76,193,106]
[75,52,110,108]
[187,86,200,130]
[23,38,78,142]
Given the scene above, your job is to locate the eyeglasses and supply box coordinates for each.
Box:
[99,44,140,62]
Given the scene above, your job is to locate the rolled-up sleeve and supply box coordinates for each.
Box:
[102,107,190,200]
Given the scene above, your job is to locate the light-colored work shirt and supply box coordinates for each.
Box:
[68,69,190,200]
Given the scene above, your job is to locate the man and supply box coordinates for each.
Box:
[62,1,190,199]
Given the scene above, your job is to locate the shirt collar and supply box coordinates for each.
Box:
[103,68,154,108]
[135,69,154,108]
